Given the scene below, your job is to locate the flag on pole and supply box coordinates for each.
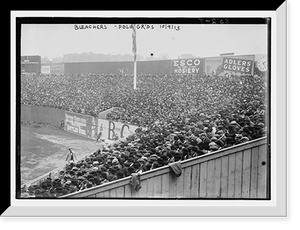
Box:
[132,24,137,61]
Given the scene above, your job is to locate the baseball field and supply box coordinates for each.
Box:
[20,121,102,185]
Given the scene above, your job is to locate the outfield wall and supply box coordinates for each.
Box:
[21,104,65,128]
[64,60,172,75]
[63,54,268,76]
[21,105,138,141]
[64,110,138,141]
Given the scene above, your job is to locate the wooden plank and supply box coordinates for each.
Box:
[250,147,259,198]
[190,164,199,198]
[220,156,229,198]
[124,184,132,198]
[234,151,243,198]
[161,173,170,198]
[257,145,267,198]
[109,189,117,198]
[95,192,105,198]
[146,178,155,198]
[183,166,192,198]
[199,162,207,198]
[176,169,184,198]
[169,173,177,198]
[213,158,221,198]
[242,149,252,198]
[114,186,125,198]
[153,175,162,198]
[102,191,110,198]
[206,160,215,198]
[227,153,236,198]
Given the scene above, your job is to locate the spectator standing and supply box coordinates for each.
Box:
[95,125,103,142]
[65,148,77,164]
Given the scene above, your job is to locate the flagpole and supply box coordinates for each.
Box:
[133,59,137,90]
[132,24,137,90]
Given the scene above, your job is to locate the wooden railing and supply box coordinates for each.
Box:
[61,137,269,199]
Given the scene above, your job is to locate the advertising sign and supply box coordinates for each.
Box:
[221,55,255,75]
[97,119,138,141]
[50,63,64,74]
[21,55,41,74]
[222,57,253,74]
[41,65,51,74]
[204,57,223,75]
[172,58,204,75]
[21,55,41,65]
[65,112,97,139]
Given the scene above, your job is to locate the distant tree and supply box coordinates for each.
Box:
[41,56,51,63]
[62,52,145,62]
[52,56,63,63]
[159,53,170,60]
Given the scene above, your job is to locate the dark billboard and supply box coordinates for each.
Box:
[64,60,172,75]
[221,57,254,74]
[21,56,41,74]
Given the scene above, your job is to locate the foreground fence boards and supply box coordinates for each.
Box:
[62,137,268,199]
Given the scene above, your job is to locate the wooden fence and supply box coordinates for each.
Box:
[62,137,269,199]
[21,104,65,128]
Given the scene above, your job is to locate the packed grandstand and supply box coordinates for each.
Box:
[20,72,267,198]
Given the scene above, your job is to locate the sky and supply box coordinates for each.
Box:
[21,23,268,60]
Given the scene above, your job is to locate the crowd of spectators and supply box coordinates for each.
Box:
[20,72,267,198]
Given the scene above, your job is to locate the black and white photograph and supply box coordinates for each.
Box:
[16,17,271,200]
[4,3,289,218]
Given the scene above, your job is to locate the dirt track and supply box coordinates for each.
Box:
[20,122,103,184]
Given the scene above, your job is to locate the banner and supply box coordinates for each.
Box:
[65,112,97,139]
[204,57,223,75]
[64,111,138,141]
[41,66,51,74]
[221,55,255,75]
[50,63,64,74]
[172,58,204,75]
[97,119,138,141]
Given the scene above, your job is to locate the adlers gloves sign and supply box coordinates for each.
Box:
[222,57,254,74]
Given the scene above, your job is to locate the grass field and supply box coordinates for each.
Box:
[20,122,102,184]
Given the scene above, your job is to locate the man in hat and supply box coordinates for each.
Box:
[66,148,78,165]
[209,141,220,151]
